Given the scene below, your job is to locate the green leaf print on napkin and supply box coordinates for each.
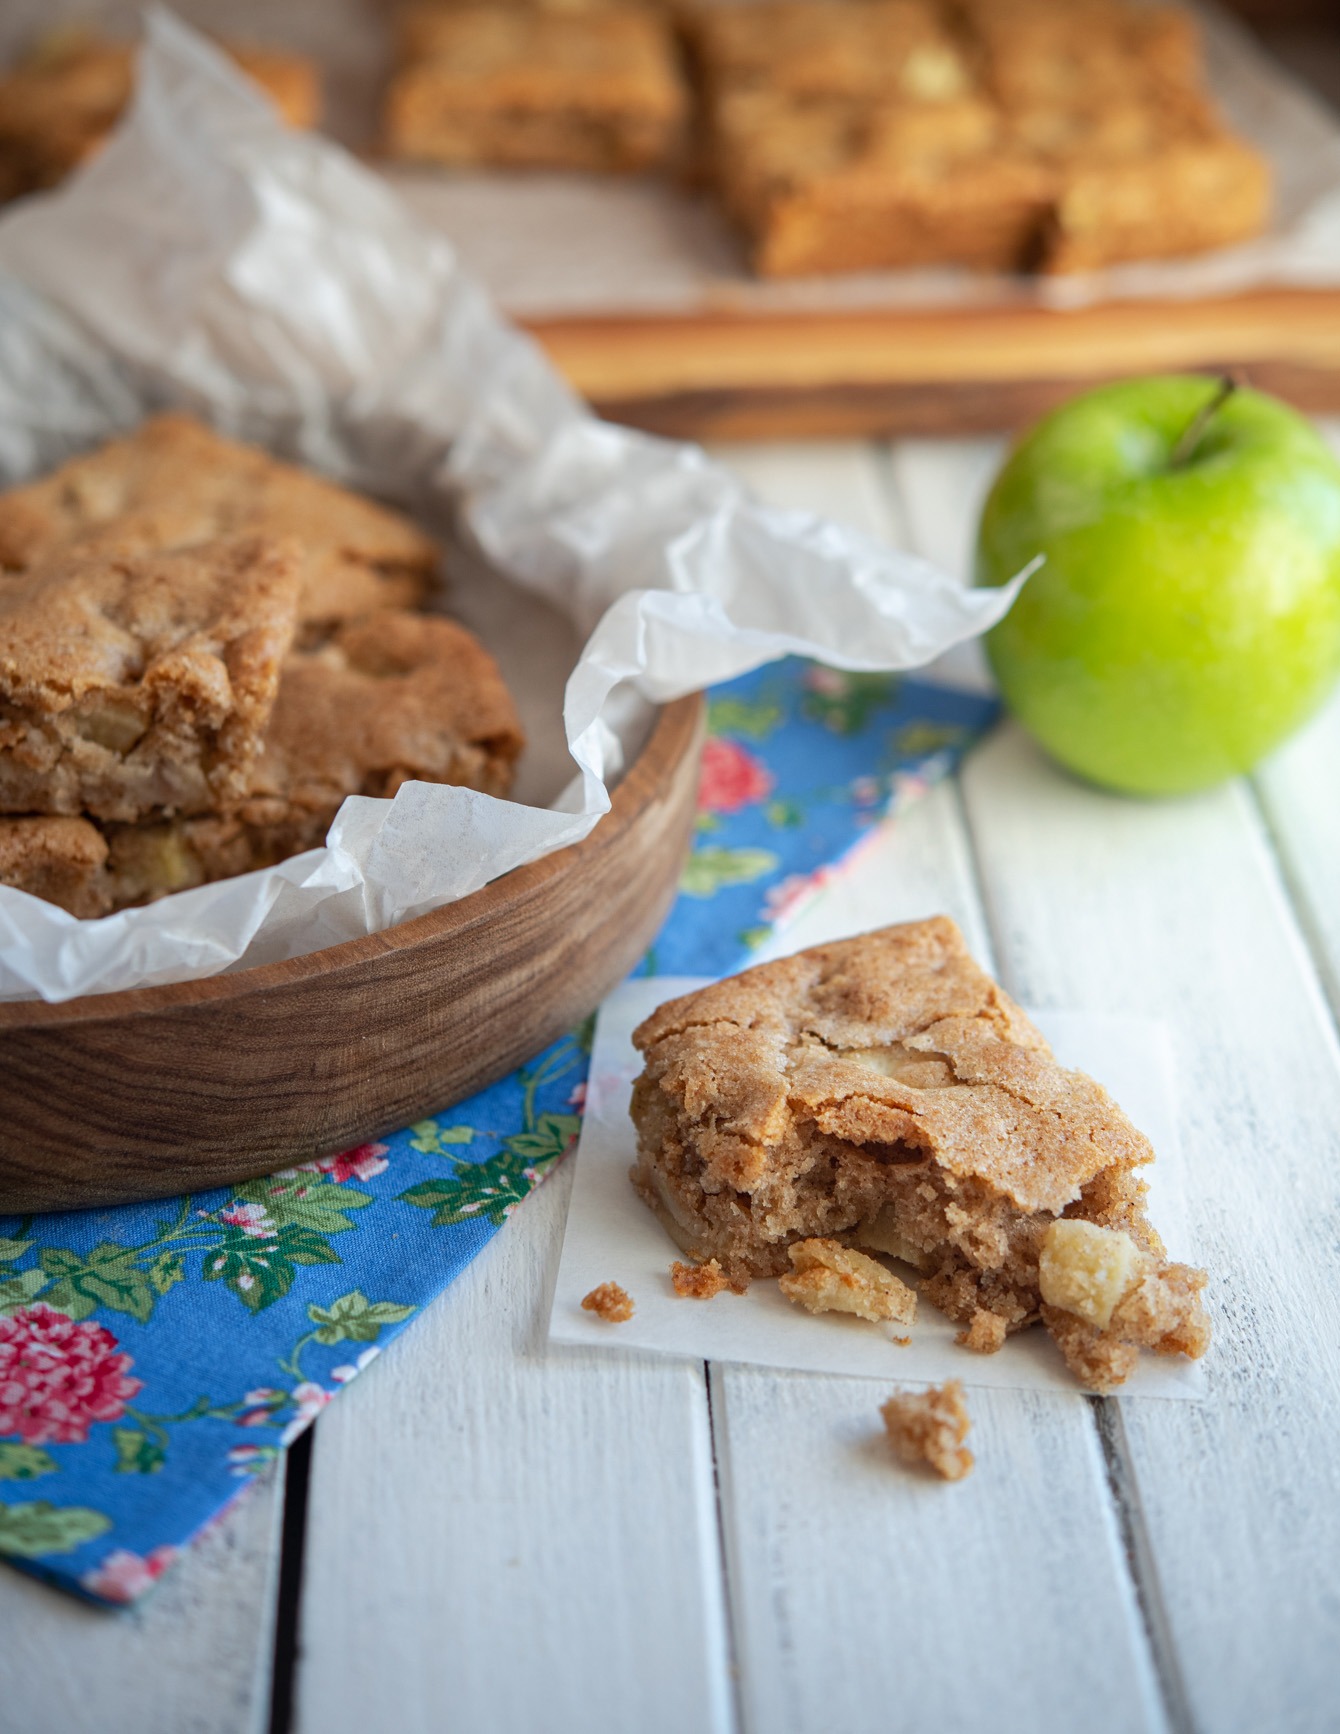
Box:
[112,1427,166,1476]
[38,1244,157,1325]
[306,1291,416,1346]
[0,1443,57,1482]
[679,847,780,899]
[0,1502,112,1558]
[408,1122,475,1156]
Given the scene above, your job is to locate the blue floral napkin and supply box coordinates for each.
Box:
[0,661,994,1605]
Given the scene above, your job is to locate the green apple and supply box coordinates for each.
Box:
[975,375,1340,796]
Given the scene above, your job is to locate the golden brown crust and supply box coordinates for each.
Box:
[581,1281,635,1322]
[630,917,1210,1390]
[0,415,437,630]
[384,7,686,171]
[0,815,112,918]
[0,34,318,201]
[880,1380,973,1480]
[687,0,972,106]
[0,537,301,823]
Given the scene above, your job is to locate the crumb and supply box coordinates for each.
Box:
[581,1281,634,1323]
[956,1309,1008,1354]
[891,1335,911,1347]
[880,1380,974,1481]
[670,1258,747,1298]
[778,1237,917,1325]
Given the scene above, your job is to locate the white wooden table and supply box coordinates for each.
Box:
[5,434,1340,1734]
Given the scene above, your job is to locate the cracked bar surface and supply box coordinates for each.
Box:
[630,916,1210,1390]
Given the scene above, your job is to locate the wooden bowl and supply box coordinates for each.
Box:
[0,695,704,1214]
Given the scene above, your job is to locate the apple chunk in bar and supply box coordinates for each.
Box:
[630,917,1209,1391]
[0,536,301,824]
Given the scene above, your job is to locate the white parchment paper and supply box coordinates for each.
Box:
[0,13,1024,1004]
[550,977,1204,1400]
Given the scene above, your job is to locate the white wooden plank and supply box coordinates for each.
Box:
[881,436,1008,693]
[0,1467,283,1734]
[715,1369,1161,1734]
[705,440,907,544]
[293,1155,733,1734]
[715,778,1166,1734]
[960,721,1340,1734]
[1254,690,1340,1021]
[1243,415,1340,1017]
[884,436,1006,584]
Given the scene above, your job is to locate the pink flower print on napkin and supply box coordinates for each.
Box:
[291,1142,391,1185]
[280,1381,332,1446]
[218,1202,278,1238]
[80,1544,179,1604]
[331,1346,380,1385]
[697,738,774,815]
[0,1304,142,1446]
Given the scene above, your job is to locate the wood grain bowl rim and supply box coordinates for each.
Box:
[0,693,705,1033]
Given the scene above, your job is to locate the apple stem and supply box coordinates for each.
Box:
[1170,374,1238,469]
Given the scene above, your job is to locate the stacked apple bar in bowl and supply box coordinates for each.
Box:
[0,416,524,919]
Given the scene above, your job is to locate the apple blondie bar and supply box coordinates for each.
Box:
[0,32,319,203]
[0,537,301,824]
[630,917,1210,1391]
[384,5,687,171]
[692,0,1268,278]
[0,415,438,633]
[2,608,524,914]
[968,0,1269,273]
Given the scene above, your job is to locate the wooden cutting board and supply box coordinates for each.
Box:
[524,287,1340,441]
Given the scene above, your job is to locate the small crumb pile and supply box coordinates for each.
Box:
[670,1258,748,1299]
[581,1281,634,1323]
[778,1238,917,1326]
[880,1381,974,1481]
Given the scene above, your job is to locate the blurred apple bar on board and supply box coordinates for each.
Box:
[688,0,1269,278]
[964,0,1270,273]
[383,4,688,170]
[0,28,320,202]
